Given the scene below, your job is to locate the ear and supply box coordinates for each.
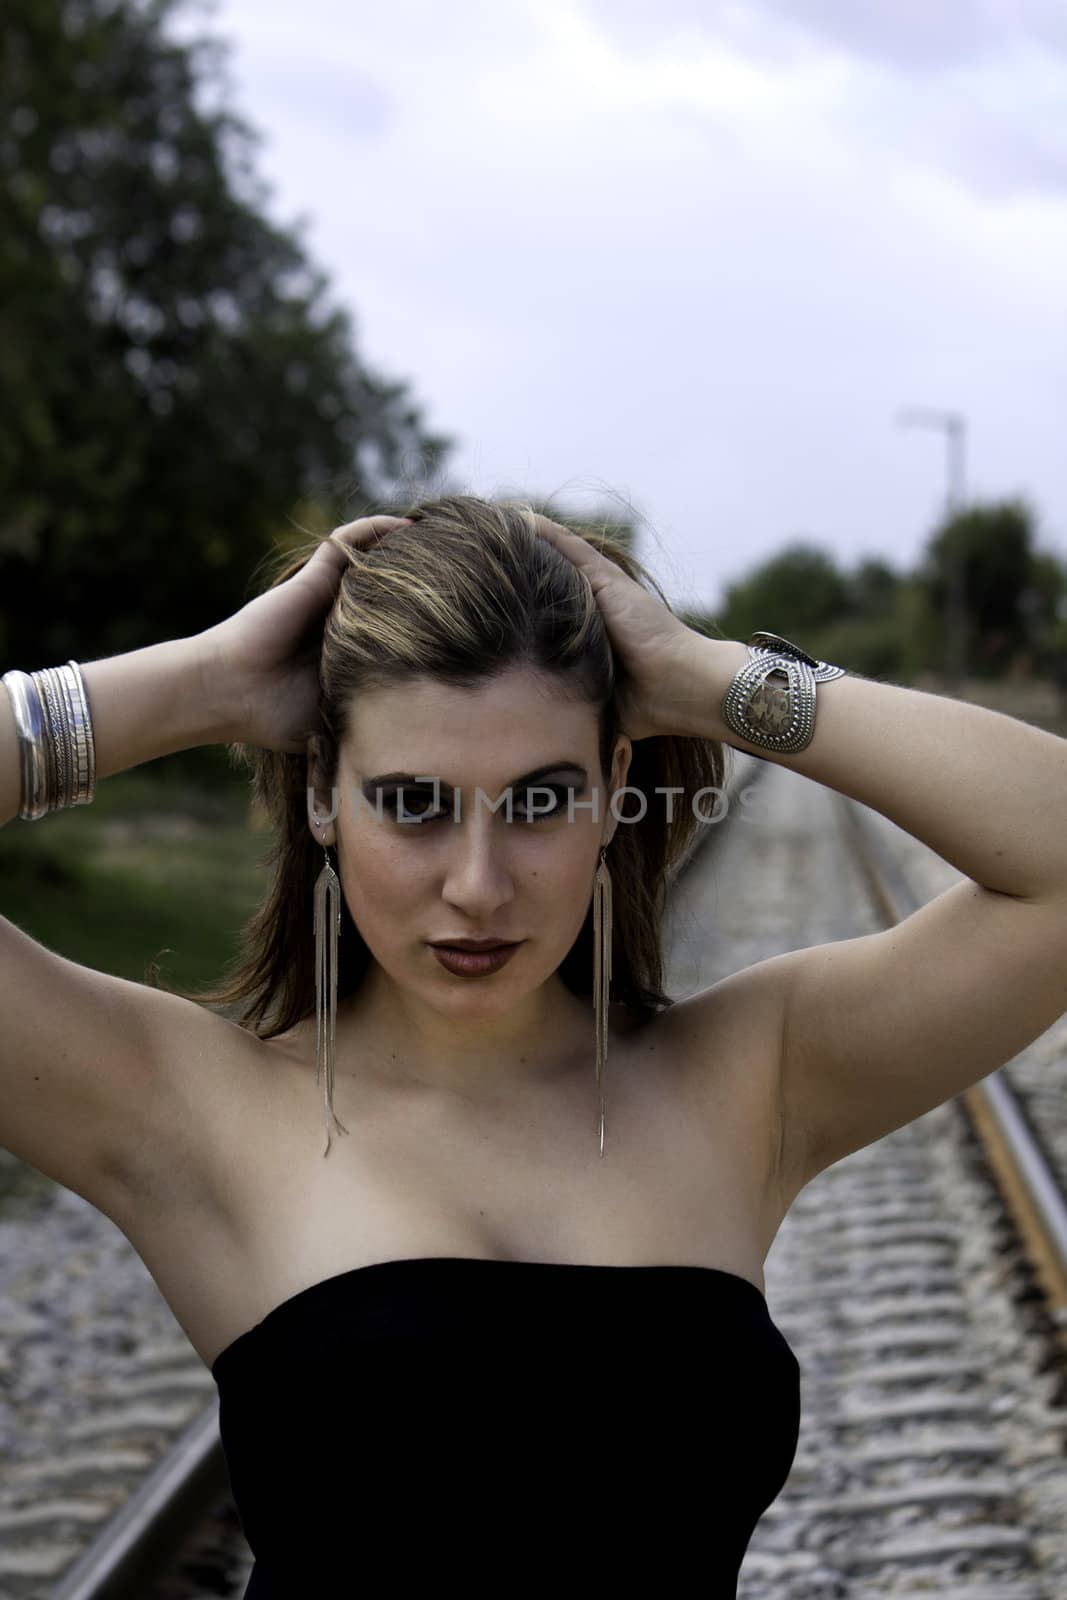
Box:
[610,734,633,791]
[306,735,338,848]
[604,735,633,847]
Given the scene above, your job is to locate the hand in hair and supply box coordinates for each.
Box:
[531,515,698,742]
[198,515,413,754]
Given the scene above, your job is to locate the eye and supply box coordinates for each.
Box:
[517,784,574,821]
[380,786,447,825]
[378,783,579,825]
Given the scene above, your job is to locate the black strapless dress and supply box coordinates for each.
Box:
[211,1256,801,1598]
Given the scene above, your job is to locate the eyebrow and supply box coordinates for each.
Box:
[362,762,589,788]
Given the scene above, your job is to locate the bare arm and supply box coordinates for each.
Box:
[0,631,247,1210]
[0,635,236,830]
[663,635,1067,1194]
[668,637,1067,902]
[0,514,411,1211]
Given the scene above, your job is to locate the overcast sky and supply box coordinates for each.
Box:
[175,0,1067,613]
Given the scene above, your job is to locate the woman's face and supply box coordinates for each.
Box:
[308,667,632,1020]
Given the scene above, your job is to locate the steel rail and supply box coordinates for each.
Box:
[837,790,1067,1343]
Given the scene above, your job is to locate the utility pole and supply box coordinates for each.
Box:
[897,407,968,693]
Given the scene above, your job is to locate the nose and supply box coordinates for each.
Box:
[440,813,517,919]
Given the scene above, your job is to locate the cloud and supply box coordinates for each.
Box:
[581,0,1067,74]
[739,0,1056,74]
[576,0,1067,202]
[188,0,1067,602]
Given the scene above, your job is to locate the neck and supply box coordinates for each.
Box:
[336,963,598,1102]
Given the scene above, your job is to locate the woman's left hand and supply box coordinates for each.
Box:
[531,515,700,740]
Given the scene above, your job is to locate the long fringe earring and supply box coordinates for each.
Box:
[314,841,350,1157]
[592,841,613,1158]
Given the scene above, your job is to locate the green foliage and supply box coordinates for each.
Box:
[1,0,455,666]
[887,578,943,681]
[844,557,898,619]
[918,497,1063,677]
[704,540,906,677]
[716,542,850,644]
[0,762,265,986]
[684,500,1066,689]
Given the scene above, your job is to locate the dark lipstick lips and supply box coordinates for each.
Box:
[429,939,519,950]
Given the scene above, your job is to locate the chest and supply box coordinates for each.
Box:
[112,998,783,1370]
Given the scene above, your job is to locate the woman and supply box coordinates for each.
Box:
[4,495,1066,1597]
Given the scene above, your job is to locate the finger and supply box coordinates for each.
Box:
[328,515,413,561]
[531,513,616,582]
[534,515,607,572]
[295,517,412,610]
[531,513,581,545]
[331,514,413,548]
[308,516,413,578]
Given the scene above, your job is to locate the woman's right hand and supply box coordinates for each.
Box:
[197,515,412,754]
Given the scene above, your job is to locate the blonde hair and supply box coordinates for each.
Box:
[149,494,725,1034]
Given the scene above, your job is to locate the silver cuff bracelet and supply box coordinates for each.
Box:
[720,630,846,754]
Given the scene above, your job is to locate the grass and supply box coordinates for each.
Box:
[0,751,269,992]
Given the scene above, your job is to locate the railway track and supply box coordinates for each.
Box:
[3,752,1067,1597]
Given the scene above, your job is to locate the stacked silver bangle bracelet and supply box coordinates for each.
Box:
[2,663,97,821]
[721,630,846,754]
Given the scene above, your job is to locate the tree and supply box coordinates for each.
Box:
[714,542,850,645]
[0,0,455,664]
[845,557,898,619]
[919,497,1057,678]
